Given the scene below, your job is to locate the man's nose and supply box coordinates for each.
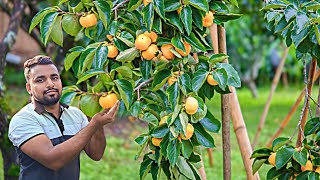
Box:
[46,79,55,88]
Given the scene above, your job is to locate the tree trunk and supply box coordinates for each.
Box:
[0,0,26,179]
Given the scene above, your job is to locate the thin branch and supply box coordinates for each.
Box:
[309,94,320,109]
[112,0,129,11]
[134,77,153,92]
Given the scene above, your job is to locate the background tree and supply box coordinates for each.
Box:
[252,0,320,179]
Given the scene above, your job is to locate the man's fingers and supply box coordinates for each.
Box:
[107,100,120,117]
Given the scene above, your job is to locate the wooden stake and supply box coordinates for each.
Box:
[267,70,320,147]
[296,58,317,147]
[215,26,260,180]
[217,25,231,180]
[252,47,289,148]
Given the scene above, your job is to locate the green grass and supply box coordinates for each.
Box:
[1,85,318,179]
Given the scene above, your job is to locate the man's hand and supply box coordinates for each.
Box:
[91,100,120,126]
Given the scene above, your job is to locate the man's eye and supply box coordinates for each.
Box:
[52,77,59,80]
[35,79,44,83]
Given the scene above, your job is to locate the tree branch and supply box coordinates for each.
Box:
[0,0,26,90]
[134,78,153,92]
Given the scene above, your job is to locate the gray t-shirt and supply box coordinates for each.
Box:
[8,103,89,180]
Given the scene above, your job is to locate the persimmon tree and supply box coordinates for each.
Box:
[30,0,242,179]
[252,1,320,180]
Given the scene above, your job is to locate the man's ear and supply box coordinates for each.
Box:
[26,83,32,96]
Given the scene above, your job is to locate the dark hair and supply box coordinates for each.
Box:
[24,55,56,82]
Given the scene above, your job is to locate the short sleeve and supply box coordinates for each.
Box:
[8,114,44,147]
[69,106,89,129]
[80,111,89,128]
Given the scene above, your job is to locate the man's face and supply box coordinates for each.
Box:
[26,64,62,106]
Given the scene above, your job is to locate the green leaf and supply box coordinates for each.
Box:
[80,94,101,117]
[179,112,189,136]
[93,0,111,29]
[176,156,196,180]
[171,34,186,52]
[64,51,81,71]
[92,45,108,69]
[166,81,180,109]
[266,167,283,180]
[166,12,184,33]
[167,139,181,166]
[184,0,208,12]
[211,68,228,91]
[180,6,192,35]
[304,117,320,136]
[139,158,153,179]
[77,69,105,84]
[292,26,310,48]
[293,148,308,166]
[229,0,238,7]
[142,2,154,32]
[152,69,171,91]
[272,137,290,152]
[199,111,220,133]
[130,101,142,117]
[116,47,140,62]
[62,14,82,36]
[252,159,267,175]
[128,0,142,11]
[154,0,165,20]
[250,148,272,158]
[141,112,158,126]
[209,54,229,64]
[40,12,58,45]
[275,146,294,170]
[135,134,149,145]
[314,25,320,46]
[114,79,133,110]
[108,21,120,36]
[284,5,297,22]
[261,1,288,10]
[29,7,56,33]
[179,73,192,95]
[182,32,206,52]
[81,48,96,72]
[193,123,215,148]
[151,125,169,138]
[113,66,133,79]
[60,91,76,105]
[164,1,180,11]
[296,11,310,34]
[50,15,63,46]
[117,31,135,47]
[141,60,152,80]
[308,172,320,180]
[192,69,208,93]
[181,140,193,158]
[215,63,241,88]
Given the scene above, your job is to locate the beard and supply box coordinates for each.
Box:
[35,88,61,106]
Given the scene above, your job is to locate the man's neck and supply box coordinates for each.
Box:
[32,98,60,118]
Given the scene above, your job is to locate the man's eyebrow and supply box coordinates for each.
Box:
[34,75,45,79]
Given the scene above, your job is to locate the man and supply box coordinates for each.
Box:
[8,55,120,180]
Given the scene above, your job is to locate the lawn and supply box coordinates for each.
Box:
[1,84,318,179]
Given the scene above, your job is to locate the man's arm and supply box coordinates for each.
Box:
[20,101,119,171]
[83,127,106,161]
